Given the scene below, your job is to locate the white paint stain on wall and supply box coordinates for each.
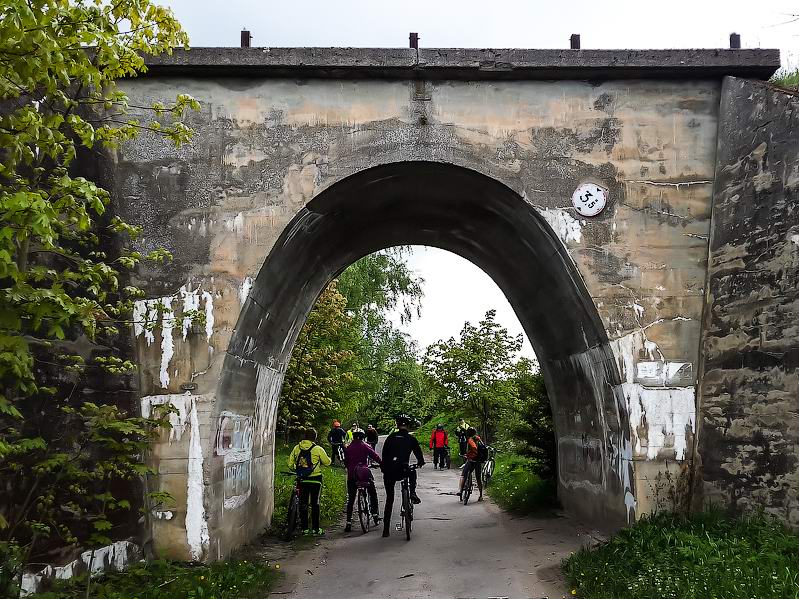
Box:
[133,285,217,388]
[186,397,210,561]
[140,393,192,442]
[21,541,140,596]
[159,297,174,388]
[537,207,583,244]
[611,331,696,461]
[180,286,201,341]
[239,276,253,305]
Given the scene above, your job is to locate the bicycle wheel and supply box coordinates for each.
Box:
[483,459,494,487]
[463,471,473,505]
[357,489,369,533]
[402,487,412,540]
[284,493,299,541]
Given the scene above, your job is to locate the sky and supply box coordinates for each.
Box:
[159,0,798,359]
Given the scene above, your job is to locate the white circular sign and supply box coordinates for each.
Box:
[572,183,608,217]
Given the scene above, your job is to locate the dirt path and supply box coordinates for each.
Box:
[269,445,599,598]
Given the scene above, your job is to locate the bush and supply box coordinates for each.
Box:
[34,559,279,598]
[563,510,799,599]
[486,452,557,514]
[269,443,347,537]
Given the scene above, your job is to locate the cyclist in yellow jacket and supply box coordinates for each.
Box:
[287,428,331,535]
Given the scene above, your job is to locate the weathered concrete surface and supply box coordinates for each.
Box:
[143,47,779,80]
[109,63,734,559]
[696,77,799,525]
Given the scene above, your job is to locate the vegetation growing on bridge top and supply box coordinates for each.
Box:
[563,510,799,599]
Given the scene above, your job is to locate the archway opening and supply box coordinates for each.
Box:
[213,161,634,555]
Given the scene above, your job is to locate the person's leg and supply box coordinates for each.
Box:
[382,476,395,536]
[433,447,439,468]
[476,464,484,499]
[367,480,380,517]
[409,469,420,503]
[345,478,356,530]
[309,482,322,532]
[298,483,310,531]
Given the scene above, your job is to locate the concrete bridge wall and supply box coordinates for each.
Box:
[697,77,799,526]
[101,48,785,559]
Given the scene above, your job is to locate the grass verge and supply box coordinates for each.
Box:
[485,452,557,514]
[34,558,280,598]
[268,442,347,538]
[773,69,799,90]
[563,510,799,599]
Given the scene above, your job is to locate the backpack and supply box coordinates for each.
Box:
[295,443,317,478]
[475,438,488,463]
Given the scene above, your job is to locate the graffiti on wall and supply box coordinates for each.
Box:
[215,411,254,510]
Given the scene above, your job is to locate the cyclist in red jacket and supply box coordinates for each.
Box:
[429,424,449,470]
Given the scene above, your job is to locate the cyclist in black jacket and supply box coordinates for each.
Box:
[327,420,347,465]
[380,414,425,537]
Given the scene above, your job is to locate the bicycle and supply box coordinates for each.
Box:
[282,471,303,541]
[461,459,474,505]
[355,477,372,534]
[482,445,496,487]
[395,463,419,541]
[331,443,345,467]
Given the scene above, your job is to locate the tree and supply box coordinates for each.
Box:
[0,0,193,586]
[506,358,556,477]
[424,310,522,442]
[279,282,356,434]
[280,248,429,434]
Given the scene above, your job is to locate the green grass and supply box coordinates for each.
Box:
[485,452,557,514]
[563,510,799,599]
[34,558,280,598]
[268,442,347,537]
[773,69,799,90]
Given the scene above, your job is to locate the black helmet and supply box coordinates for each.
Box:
[466,427,477,437]
[395,414,412,427]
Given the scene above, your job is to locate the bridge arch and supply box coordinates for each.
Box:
[209,160,635,555]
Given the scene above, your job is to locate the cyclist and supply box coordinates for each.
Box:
[327,420,346,465]
[457,427,484,503]
[455,419,470,460]
[287,428,331,535]
[343,428,382,531]
[345,422,358,444]
[380,414,425,537]
[429,424,449,469]
[365,424,379,450]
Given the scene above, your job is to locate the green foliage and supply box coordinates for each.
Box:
[33,558,279,598]
[772,69,799,90]
[268,444,347,538]
[563,510,799,599]
[424,309,521,442]
[279,282,357,433]
[0,0,195,585]
[501,359,555,478]
[486,452,557,514]
[281,248,431,434]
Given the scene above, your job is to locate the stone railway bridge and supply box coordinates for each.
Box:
[99,47,798,561]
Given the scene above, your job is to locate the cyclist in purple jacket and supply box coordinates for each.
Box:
[343,428,382,531]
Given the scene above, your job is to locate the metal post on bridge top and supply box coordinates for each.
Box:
[729,33,741,49]
[409,32,419,50]
[570,34,581,50]
[241,29,252,48]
